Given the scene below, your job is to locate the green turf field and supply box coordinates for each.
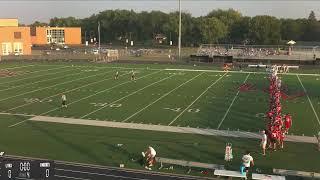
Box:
[0,62,319,136]
[0,62,319,177]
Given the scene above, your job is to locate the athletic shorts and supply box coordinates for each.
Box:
[62,101,66,105]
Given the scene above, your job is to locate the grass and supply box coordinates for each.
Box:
[0,61,319,177]
[0,115,319,175]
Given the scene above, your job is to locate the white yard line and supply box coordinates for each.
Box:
[297,75,320,126]
[6,70,118,111]
[0,66,114,102]
[217,73,251,129]
[165,68,320,76]
[40,70,162,116]
[81,73,174,118]
[168,72,227,126]
[0,66,70,85]
[0,68,78,92]
[8,119,30,128]
[122,72,205,122]
[0,112,35,117]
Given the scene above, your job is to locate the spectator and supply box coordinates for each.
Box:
[242,151,254,174]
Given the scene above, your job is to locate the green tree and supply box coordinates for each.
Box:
[249,15,281,44]
[308,11,317,21]
[30,21,48,27]
[199,17,227,44]
[206,9,242,28]
[280,19,304,41]
[230,16,251,43]
[49,17,81,27]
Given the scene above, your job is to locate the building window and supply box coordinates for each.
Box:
[14,32,22,39]
[13,42,23,55]
[46,29,65,44]
[30,27,36,36]
[1,43,12,55]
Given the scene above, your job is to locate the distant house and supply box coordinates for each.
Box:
[154,34,167,44]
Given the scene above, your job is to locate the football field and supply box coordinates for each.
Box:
[0,62,319,136]
[1,62,320,175]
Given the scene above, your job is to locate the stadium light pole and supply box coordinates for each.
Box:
[178,0,181,60]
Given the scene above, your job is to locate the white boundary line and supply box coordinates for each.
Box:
[122,72,205,122]
[297,75,320,126]
[27,116,317,143]
[55,168,149,180]
[54,175,90,180]
[165,68,320,76]
[40,70,162,116]
[0,68,78,92]
[217,73,251,129]
[0,66,114,103]
[81,73,173,118]
[0,66,70,85]
[6,70,118,111]
[168,72,227,126]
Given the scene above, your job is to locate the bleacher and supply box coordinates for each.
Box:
[191,44,320,65]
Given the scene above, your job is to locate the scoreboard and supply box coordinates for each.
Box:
[0,158,54,180]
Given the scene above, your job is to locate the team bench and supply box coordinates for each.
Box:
[252,173,286,180]
[155,157,225,170]
[214,169,247,179]
[273,168,320,179]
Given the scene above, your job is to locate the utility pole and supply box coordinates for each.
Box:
[84,31,87,43]
[178,0,182,60]
[98,21,101,54]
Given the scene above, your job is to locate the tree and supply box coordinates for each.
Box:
[199,17,227,44]
[229,16,251,43]
[30,21,48,27]
[36,8,320,45]
[49,17,81,27]
[280,19,304,41]
[249,16,281,44]
[308,11,317,21]
[206,9,242,28]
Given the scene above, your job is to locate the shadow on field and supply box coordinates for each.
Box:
[27,121,105,164]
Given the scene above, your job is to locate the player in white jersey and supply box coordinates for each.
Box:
[261,130,267,156]
[61,94,67,108]
[131,70,136,80]
[114,71,119,80]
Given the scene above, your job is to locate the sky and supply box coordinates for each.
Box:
[0,1,319,24]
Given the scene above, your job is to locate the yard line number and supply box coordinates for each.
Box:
[164,107,200,113]
[23,98,52,103]
[90,102,122,108]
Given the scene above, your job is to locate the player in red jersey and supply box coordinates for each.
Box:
[284,114,292,133]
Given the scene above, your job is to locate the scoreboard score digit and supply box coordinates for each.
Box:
[0,158,54,180]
